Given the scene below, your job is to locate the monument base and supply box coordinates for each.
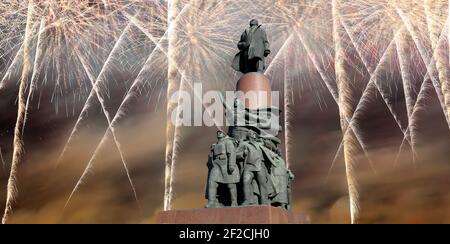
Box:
[156,206,310,224]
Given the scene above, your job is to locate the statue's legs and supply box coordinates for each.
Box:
[206,168,220,208]
[255,171,270,205]
[256,59,264,73]
[206,180,219,208]
[247,58,264,73]
[228,184,238,207]
[242,170,255,205]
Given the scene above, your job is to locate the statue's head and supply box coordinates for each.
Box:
[249,19,259,27]
[217,131,226,139]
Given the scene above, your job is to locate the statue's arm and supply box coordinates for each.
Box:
[228,143,237,164]
[238,31,248,51]
[207,147,214,168]
[226,142,237,173]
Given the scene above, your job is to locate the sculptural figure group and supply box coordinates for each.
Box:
[206,129,294,210]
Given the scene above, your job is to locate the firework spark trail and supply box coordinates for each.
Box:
[395,20,450,163]
[165,0,185,211]
[396,8,450,129]
[331,1,409,223]
[0,44,24,92]
[395,80,431,164]
[165,72,229,210]
[128,1,211,212]
[66,33,169,212]
[65,49,140,210]
[168,75,188,207]
[124,15,166,55]
[340,19,414,149]
[263,2,324,77]
[295,29,375,177]
[55,21,133,168]
[168,2,210,192]
[167,69,224,210]
[65,6,194,209]
[296,31,339,99]
[2,1,36,224]
[64,22,138,209]
[402,18,450,130]
[271,3,316,169]
[166,71,232,210]
[333,0,359,224]
[163,0,228,211]
[332,6,449,174]
[395,29,418,161]
[334,35,399,223]
[265,34,295,76]
[330,34,400,181]
[114,1,193,212]
[424,0,450,124]
[124,4,223,211]
[295,29,349,180]
[22,19,46,136]
[334,26,400,145]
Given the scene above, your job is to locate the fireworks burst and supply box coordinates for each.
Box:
[0,0,448,223]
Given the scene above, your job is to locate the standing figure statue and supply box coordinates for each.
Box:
[259,140,294,210]
[205,131,240,208]
[232,19,271,74]
[240,131,270,205]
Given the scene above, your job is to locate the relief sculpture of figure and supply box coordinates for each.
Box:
[205,131,240,208]
[232,19,271,74]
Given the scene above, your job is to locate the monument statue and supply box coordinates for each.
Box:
[232,19,271,73]
[204,19,293,211]
[205,131,240,208]
[158,19,306,224]
[240,131,270,206]
[260,140,294,210]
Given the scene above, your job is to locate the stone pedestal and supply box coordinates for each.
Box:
[236,72,272,109]
[156,206,310,224]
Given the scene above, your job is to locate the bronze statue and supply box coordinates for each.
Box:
[232,19,271,74]
[240,131,270,205]
[259,141,293,210]
[204,21,294,211]
[205,131,240,208]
